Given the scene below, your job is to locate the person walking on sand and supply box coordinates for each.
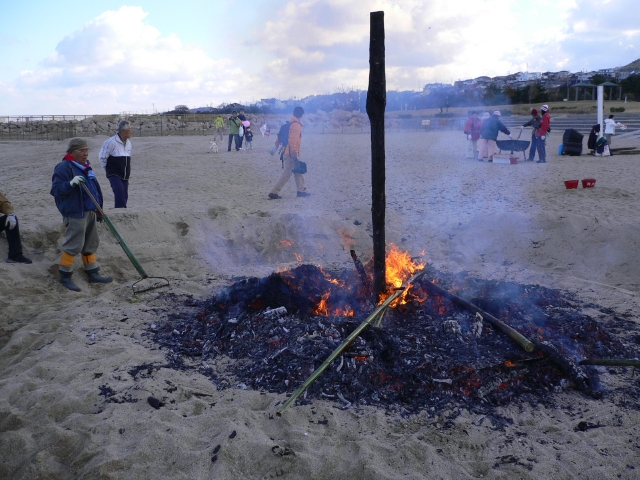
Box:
[535,105,551,163]
[268,106,309,199]
[228,110,242,152]
[478,111,511,162]
[463,111,482,160]
[51,138,113,291]
[0,191,32,264]
[99,120,132,208]
[604,114,626,148]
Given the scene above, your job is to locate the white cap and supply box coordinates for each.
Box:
[541,104,549,111]
[493,110,501,116]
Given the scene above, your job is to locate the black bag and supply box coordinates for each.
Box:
[291,159,307,174]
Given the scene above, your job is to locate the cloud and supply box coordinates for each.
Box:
[9,6,243,113]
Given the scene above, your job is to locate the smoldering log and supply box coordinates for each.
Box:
[366,11,386,301]
[536,341,599,397]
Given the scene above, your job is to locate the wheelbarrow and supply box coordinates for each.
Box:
[81,183,170,294]
[496,128,530,161]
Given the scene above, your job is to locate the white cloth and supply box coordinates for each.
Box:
[98,133,132,168]
[604,118,623,135]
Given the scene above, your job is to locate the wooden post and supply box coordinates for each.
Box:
[366,11,386,301]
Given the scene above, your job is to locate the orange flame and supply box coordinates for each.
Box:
[279,239,293,248]
[294,253,303,262]
[313,292,331,316]
[504,361,516,367]
[379,244,425,304]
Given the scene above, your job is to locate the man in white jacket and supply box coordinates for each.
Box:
[603,115,626,148]
[99,120,132,208]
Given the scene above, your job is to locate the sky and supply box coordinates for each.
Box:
[0,0,638,115]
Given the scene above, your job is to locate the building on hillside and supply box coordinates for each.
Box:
[516,72,542,82]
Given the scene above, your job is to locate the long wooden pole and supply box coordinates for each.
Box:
[366,11,386,301]
[421,279,535,353]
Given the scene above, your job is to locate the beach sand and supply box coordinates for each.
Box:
[1,130,639,479]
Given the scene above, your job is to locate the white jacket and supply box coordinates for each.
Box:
[604,118,622,135]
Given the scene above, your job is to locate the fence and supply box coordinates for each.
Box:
[0,113,465,141]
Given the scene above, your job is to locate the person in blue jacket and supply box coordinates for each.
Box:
[51,138,113,291]
[478,110,511,162]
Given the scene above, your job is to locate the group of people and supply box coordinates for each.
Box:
[2,121,134,291]
[3,106,310,289]
[227,109,253,151]
[464,105,551,163]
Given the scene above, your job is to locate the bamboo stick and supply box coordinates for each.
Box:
[421,279,535,353]
[276,270,425,415]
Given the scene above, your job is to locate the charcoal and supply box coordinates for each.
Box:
[150,265,640,416]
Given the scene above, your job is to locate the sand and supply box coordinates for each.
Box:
[1,129,640,479]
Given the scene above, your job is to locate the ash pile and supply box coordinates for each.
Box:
[151,264,640,415]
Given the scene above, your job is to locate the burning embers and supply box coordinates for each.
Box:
[152,252,638,415]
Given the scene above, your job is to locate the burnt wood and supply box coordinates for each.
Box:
[366,11,386,301]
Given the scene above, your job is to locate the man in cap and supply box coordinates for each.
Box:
[535,105,551,163]
[478,110,511,162]
[99,120,132,208]
[520,109,541,162]
[0,191,32,264]
[228,110,242,151]
[51,138,113,291]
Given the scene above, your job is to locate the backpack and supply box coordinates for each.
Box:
[277,122,291,146]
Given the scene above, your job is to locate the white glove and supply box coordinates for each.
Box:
[520,125,524,130]
[467,134,472,140]
[70,175,85,187]
[541,136,546,141]
[5,213,16,230]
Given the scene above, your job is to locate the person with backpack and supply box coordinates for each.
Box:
[268,106,309,199]
[227,110,241,151]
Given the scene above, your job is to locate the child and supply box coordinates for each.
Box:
[244,124,254,149]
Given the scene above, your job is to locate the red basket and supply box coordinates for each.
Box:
[582,178,596,188]
[564,180,579,189]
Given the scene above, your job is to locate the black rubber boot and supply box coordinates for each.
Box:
[59,271,81,292]
[86,268,113,284]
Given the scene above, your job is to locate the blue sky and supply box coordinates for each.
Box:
[0,0,638,114]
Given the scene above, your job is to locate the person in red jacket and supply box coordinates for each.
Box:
[535,105,551,163]
[463,111,482,159]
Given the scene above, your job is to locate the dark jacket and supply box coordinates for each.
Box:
[51,160,103,219]
[480,115,510,141]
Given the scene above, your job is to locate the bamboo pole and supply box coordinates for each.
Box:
[421,279,535,353]
[276,270,425,416]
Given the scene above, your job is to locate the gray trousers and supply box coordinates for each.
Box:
[60,211,100,272]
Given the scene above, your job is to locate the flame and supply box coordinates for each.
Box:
[377,244,425,305]
[504,361,516,367]
[294,253,303,262]
[313,292,331,316]
[385,244,425,288]
[279,239,293,248]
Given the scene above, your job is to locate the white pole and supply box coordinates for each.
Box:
[597,85,604,139]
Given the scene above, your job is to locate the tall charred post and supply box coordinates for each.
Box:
[366,11,386,301]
